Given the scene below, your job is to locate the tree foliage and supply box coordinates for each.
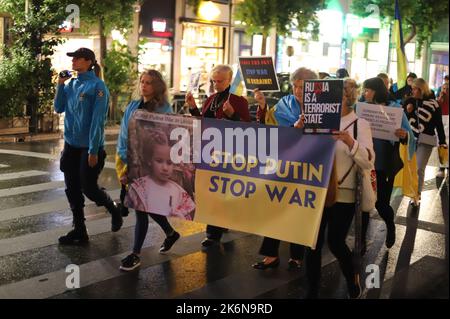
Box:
[0,47,33,118]
[0,0,68,127]
[104,41,138,96]
[234,0,325,40]
[351,0,449,56]
[104,40,138,121]
[71,0,136,36]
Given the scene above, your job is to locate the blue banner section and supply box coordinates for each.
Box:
[197,118,336,188]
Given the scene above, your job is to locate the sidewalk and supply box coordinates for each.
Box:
[0,125,120,144]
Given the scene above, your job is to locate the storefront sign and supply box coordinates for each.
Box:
[238,56,280,92]
[302,79,343,134]
[356,102,403,141]
[152,18,173,37]
[59,21,74,33]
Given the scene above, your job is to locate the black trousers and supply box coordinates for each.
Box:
[362,170,395,242]
[206,225,227,241]
[305,202,356,297]
[133,211,175,254]
[375,170,395,226]
[259,237,305,260]
[60,142,113,226]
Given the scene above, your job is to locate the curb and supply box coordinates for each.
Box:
[0,126,119,144]
[0,132,62,143]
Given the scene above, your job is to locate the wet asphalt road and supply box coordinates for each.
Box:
[0,134,448,299]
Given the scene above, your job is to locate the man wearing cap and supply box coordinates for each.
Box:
[54,47,123,245]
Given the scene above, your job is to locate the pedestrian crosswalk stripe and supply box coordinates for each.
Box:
[0,149,59,160]
[0,181,65,198]
[104,140,117,146]
[0,170,49,181]
[0,149,115,169]
[0,231,249,299]
[0,213,136,257]
[0,189,120,222]
[0,164,9,168]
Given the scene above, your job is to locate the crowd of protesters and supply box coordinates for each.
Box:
[54,47,448,298]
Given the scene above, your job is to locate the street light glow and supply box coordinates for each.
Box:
[198,1,221,21]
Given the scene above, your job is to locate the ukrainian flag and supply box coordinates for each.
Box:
[229,68,244,96]
[394,0,407,89]
[392,0,419,202]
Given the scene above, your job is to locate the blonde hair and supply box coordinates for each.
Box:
[211,64,233,80]
[377,73,389,82]
[290,67,318,82]
[344,78,360,106]
[412,78,432,98]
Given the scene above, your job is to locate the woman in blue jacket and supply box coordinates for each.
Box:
[54,47,123,245]
[116,70,180,271]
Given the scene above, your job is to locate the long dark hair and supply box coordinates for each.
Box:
[363,77,389,105]
[140,70,168,110]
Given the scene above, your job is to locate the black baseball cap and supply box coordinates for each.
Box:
[67,48,96,62]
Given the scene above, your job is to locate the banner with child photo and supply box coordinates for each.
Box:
[126,112,336,248]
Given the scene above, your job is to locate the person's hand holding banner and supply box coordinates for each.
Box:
[395,128,407,139]
[185,92,196,109]
[294,114,305,129]
[223,99,235,117]
[120,173,128,185]
[254,89,267,110]
[332,130,355,150]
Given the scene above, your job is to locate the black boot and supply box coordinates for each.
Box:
[118,203,129,217]
[385,220,396,248]
[347,274,362,299]
[59,223,89,245]
[105,200,123,232]
[119,185,129,217]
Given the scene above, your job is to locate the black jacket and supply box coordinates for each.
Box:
[403,97,446,145]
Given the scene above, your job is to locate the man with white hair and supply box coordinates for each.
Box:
[185,64,251,247]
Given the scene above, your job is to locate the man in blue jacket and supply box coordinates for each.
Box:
[54,47,123,245]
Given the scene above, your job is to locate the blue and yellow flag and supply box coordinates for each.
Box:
[394,0,407,89]
[230,68,244,96]
[392,1,419,201]
[264,95,301,126]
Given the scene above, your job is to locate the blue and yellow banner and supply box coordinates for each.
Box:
[195,118,336,248]
[125,113,336,249]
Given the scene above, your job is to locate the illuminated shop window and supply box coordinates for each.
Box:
[180,23,225,91]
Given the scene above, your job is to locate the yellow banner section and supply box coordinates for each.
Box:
[394,143,419,201]
[194,170,327,249]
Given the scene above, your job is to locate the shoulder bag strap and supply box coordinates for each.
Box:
[338,119,358,185]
